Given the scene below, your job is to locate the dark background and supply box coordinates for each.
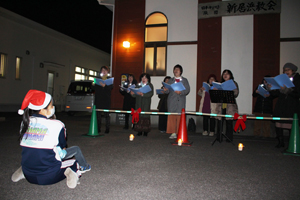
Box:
[0,0,113,53]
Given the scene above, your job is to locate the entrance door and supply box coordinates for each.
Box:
[47,71,54,96]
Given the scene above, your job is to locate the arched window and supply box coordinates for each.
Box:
[144,12,167,76]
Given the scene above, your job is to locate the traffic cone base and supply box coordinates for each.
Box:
[283,113,300,156]
[83,105,103,138]
[171,108,192,146]
[171,141,193,146]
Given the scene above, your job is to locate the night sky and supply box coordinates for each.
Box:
[0,0,113,53]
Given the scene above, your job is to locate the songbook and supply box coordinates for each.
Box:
[130,85,152,94]
[120,84,135,92]
[264,74,295,90]
[162,81,186,91]
[202,82,211,92]
[257,84,270,98]
[211,79,237,91]
[94,77,114,86]
[156,89,164,95]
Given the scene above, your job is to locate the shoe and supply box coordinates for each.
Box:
[64,167,79,189]
[137,132,142,136]
[11,166,25,182]
[105,129,109,134]
[202,131,208,136]
[143,132,148,137]
[209,132,214,137]
[80,164,91,174]
[160,130,166,133]
[169,133,177,139]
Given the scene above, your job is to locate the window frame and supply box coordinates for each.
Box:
[144,12,168,76]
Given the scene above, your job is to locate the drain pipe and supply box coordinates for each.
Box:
[97,0,115,74]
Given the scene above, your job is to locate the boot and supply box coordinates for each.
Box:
[143,132,148,137]
[275,127,284,148]
[275,136,284,148]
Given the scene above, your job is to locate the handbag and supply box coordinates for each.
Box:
[134,117,151,132]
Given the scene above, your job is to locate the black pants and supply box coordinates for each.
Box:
[97,111,110,131]
[158,115,168,131]
[124,113,130,128]
[203,116,216,132]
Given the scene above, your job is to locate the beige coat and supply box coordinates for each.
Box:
[213,81,239,120]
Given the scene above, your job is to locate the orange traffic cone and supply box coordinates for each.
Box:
[172,108,193,146]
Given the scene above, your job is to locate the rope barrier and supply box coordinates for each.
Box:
[97,109,293,121]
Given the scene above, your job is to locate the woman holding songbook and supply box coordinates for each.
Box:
[268,63,300,148]
[120,74,137,129]
[94,66,113,134]
[157,76,171,133]
[214,69,239,142]
[130,73,153,136]
[198,74,217,137]
[252,76,275,138]
[164,64,190,139]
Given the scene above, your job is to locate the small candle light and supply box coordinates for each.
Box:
[129,134,134,141]
[178,139,182,146]
[238,143,244,151]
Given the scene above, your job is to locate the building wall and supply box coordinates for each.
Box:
[280,0,300,69]
[0,7,110,112]
[146,0,198,111]
[112,0,297,117]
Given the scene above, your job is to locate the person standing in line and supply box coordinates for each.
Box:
[120,74,137,129]
[131,73,154,137]
[214,69,239,142]
[164,64,190,139]
[198,74,217,137]
[94,66,113,134]
[268,63,300,148]
[252,76,275,138]
[157,76,171,133]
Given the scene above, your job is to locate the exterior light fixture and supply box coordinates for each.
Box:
[123,41,130,48]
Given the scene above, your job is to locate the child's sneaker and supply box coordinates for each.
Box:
[64,167,79,189]
[11,166,25,182]
[80,164,91,173]
[202,131,208,136]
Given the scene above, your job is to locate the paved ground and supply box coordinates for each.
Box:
[1,112,300,200]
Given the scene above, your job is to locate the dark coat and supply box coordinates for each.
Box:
[273,73,300,124]
[252,86,275,114]
[120,80,137,111]
[93,77,113,109]
[131,83,154,118]
[157,86,168,111]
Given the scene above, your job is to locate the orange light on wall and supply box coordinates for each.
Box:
[123,41,130,48]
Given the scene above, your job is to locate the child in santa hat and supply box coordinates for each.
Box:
[11,90,90,188]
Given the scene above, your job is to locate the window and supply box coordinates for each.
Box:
[75,66,99,81]
[0,53,7,78]
[144,12,168,76]
[16,56,21,79]
[75,66,88,80]
[88,69,98,81]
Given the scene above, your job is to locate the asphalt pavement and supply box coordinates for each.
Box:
[1,112,300,200]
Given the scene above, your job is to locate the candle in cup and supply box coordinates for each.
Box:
[238,143,244,151]
[178,139,182,146]
[129,134,134,141]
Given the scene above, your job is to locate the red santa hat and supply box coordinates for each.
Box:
[18,90,52,115]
